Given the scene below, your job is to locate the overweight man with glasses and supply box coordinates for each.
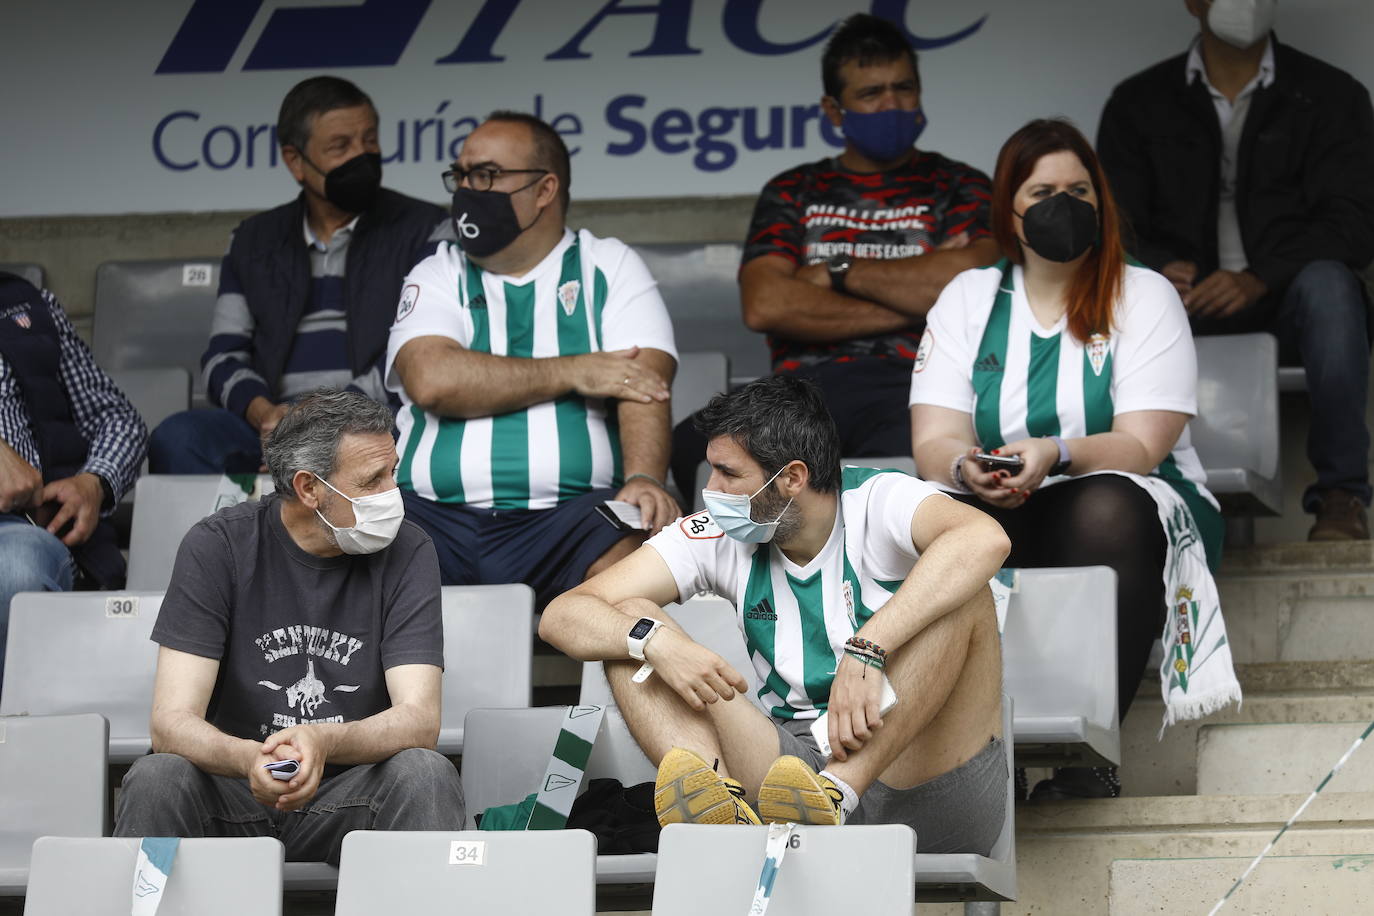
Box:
[384,111,680,609]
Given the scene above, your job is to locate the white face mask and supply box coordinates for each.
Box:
[313,475,404,555]
[701,464,794,544]
[1208,0,1276,50]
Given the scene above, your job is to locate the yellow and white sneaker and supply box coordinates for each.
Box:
[654,747,762,826]
[757,755,845,826]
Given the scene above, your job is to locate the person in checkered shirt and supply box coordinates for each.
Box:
[0,272,147,689]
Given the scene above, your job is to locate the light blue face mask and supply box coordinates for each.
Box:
[701,464,794,544]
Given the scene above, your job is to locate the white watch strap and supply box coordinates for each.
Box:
[631,661,655,683]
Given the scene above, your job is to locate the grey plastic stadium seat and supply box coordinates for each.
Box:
[105,367,191,435]
[580,598,1018,902]
[1192,333,1281,514]
[631,243,768,383]
[0,713,107,895]
[127,474,275,590]
[462,706,658,883]
[93,259,220,408]
[335,829,596,915]
[670,351,729,425]
[653,823,915,914]
[24,837,283,916]
[1,592,163,762]
[437,584,534,754]
[0,263,44,288]
[1003,567,1120,767]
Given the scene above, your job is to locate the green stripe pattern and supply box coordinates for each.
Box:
[972,259,1013,449]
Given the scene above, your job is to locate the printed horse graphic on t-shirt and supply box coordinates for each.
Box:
[257,658,359,716]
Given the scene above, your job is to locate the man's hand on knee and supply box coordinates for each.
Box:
[644,627,749,711]
[825,655,887,763]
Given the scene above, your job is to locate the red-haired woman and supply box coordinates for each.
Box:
[909,119,1236,800]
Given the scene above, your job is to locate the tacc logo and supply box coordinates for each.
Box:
[157,0,985,74]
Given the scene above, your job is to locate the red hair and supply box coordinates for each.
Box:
[990,118,1126,343]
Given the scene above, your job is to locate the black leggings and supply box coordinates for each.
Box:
[955,474,1167,721]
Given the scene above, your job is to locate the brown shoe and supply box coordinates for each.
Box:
[1308,489,1370,541]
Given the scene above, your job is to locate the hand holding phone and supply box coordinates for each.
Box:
[974,452,1024,474]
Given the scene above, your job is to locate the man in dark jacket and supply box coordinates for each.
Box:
[149,76,449,474]
[1098,0,1374,540]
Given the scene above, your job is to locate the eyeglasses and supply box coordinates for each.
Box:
[442,165,548,194]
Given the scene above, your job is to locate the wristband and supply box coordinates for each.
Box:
[949,454,972,493]
[843,647,886,670]
[623,472,665,490]
[844,636,887,660]
[1043,435,1071,476]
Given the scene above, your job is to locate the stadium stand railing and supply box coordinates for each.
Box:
[0,713,108,896]
[334,829,596,915]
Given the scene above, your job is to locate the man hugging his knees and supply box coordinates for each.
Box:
[541,375,1010,854]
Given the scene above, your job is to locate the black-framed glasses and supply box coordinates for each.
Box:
[442,165,548,194]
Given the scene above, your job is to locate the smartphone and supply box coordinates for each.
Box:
[974,452,1024,474]
[809,674,899,758]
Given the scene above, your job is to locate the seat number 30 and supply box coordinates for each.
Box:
[105,596,139,618]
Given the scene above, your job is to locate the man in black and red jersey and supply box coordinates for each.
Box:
[670,14,997,495]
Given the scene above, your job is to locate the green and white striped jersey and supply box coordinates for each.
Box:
[910,259,1217,509]
[647,467,947,720]
[385,228,676,509]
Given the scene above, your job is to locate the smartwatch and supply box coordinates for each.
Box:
[627,617,663,684]
[1044,435,1072,476]
[827,253,853,294]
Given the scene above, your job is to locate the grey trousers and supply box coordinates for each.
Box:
[114,748,465,866]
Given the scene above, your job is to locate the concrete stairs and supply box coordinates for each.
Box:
[926,541,1374,914]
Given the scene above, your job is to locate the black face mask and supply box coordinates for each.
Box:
[450,183,542,258]
[307,151,382,214]
[1017,192,1098,263]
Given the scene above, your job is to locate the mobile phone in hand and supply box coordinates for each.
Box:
[974,452,1024,473]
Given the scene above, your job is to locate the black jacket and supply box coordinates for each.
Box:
[218,188,446,397]
[1097,39,1374,307]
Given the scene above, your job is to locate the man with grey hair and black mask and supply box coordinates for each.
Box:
[541,375,1010,855]
[115,388,462,865]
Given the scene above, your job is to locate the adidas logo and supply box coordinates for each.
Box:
[467,293,487,310]
[973,352,1003,373]
[745,598,777,621]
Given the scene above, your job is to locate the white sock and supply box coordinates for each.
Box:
[818,769,859,821]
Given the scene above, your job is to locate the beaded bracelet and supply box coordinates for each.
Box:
[844,636,887,660]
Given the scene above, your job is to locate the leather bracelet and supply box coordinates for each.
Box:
[949,454,972,493]
[623,472,665,490]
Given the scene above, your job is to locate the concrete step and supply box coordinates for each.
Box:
[920,792,1374,915]
[1108,854,1374,915]
[1197,722,1374,796]
[1120,663,1374,797]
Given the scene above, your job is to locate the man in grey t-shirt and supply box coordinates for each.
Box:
[115,389,463,864]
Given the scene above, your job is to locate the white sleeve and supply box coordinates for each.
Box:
[865,473,950,578]
[385,247,468,393]
[645,511,722,603]
[1111,269,1198,417]
[908,271,978,413]
[597,241,679,358]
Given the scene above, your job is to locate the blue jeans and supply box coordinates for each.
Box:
[1275,261,1372,510]
[1193,260,1371,511]
[148,408,263,474]
[0,514,75,690]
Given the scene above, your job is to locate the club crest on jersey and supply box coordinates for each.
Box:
[396,284,419,322]
[913,328,934,373]
[558,280,581,317]
[680,510,723,540]
[11,311,31,329]
[1088,333,1110,377]
[842,580,856,628]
